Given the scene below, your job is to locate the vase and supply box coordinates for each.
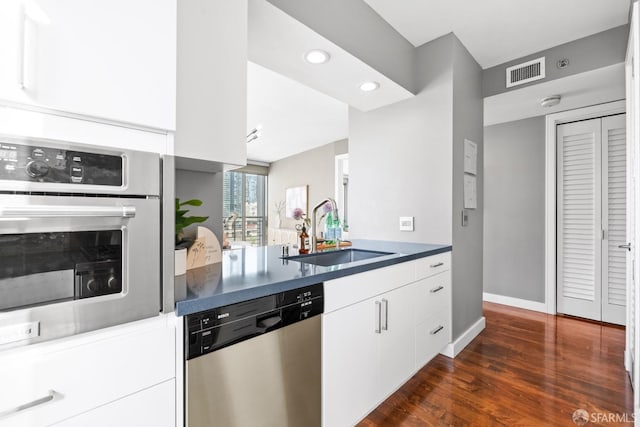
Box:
[275,215,281,229]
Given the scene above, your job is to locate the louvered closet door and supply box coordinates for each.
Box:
[602,114,627,325]
[557,114,627,325]
[557,118,603,321]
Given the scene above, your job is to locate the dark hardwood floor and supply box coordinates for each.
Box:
[359,302,633,427]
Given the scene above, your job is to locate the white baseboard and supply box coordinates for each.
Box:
[441,316,485,358]
[483,292,548,313]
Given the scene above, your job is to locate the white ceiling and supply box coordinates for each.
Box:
[248,0,414,112]
[484,63,625,126]
[363,0,630,68]
[247,0,629,163]
[246,61,348,163]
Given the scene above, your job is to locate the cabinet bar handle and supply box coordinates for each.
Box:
[382,299,388,331]
[375,301,382,334]
[0,390,61,419]
[430,325,444,335]
[0,205,136,219]
[430,285,444,293]
[430,262,444,268]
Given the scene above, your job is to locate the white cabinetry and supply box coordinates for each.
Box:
[0,316,176,427]
[175,0,247,171]
[377,283,416,403]
[0,0,176,130]
[320,296,378,427]
[53,380,176,427]
[414,272,452,366]
[322,253,452,427]
[322,281,416,427]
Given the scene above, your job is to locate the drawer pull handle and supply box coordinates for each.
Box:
[430,286,444,293]
[430,325,444,335]
[430,262,444,268]
[0,390,61,419]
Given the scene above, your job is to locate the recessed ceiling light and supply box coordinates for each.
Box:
[304,49,330,64]
[540,95,561,108]
[359,81,380,92]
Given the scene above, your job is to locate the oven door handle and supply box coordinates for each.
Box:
[0,205,136,219]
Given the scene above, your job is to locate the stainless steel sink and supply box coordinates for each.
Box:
[285,248,392,267]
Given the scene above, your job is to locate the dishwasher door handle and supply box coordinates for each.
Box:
[257,315,282,332]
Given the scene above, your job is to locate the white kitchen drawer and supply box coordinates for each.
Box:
[53,379,176,427]
[413,272,451,325]
[0,316,175,427]
[414,252,451,280]
[324,261,414,313]
[415,309,451,368]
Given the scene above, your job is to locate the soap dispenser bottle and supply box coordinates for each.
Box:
[299,224,310,254]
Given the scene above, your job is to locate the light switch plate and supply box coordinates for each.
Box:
[461,210,469,227]
[399,216,414,231]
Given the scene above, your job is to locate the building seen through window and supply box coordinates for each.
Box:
[223,171,267,247]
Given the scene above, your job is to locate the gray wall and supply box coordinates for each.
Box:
[483,25,629,97]
[349,34,454,245]
[175,169,224,244]
[483,116,545,302]
[350,33,484,341]
[268,140,347,230]
[265,0,416,93]
[451,37,484,339]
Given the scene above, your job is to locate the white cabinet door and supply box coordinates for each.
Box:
[377,283,415,403]
[322,297,379,427]
[52,379,176,427]
[0,1,24,104]
[0,0,176,130]
[175,0,247,169]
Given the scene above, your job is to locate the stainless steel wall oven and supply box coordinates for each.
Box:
[0,135,161,349]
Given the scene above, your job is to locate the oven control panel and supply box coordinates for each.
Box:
[0,142,123,186]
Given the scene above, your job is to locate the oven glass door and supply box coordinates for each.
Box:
[0,230,123,311]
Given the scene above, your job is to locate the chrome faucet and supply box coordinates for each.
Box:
[311,198,339,253]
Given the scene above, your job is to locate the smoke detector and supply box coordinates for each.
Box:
[540,95,561,108]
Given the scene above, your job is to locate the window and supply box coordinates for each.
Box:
[223,171,267,246]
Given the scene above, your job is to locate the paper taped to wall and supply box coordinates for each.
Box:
[464,174,477,209]
[464,139,477,175]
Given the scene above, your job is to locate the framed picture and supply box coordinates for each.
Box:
[285,185,308,218]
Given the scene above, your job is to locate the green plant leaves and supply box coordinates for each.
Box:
[175,198,209,245]
[179,199,203,207]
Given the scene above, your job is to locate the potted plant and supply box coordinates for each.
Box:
[175,198,209,275]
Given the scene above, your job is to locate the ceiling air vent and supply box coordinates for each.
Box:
[506,57,545,88]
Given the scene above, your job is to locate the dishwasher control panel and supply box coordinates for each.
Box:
[185,283,324,360]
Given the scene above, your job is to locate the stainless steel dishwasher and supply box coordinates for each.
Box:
[185,283,324,427]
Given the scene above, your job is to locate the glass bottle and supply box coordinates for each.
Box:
[324,212,335,243]
[299,224,310,254]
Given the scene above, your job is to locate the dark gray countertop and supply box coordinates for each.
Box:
[174,239,451,316]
